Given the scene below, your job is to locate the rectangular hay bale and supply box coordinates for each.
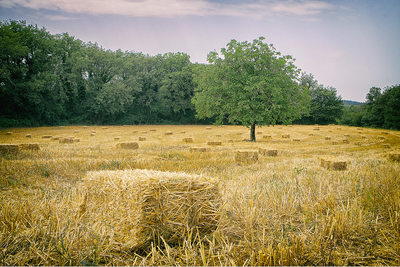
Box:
[182,137,193,143]
[0,144,19,156]
[234,150,258,164]
[190,147,208,152]
[19,143,40,151]
[79,169,220,249]
[207,141,222,146]
[116,142,139,149]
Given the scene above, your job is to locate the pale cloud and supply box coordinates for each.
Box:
[0,0,339,18]
[44,14,77,21]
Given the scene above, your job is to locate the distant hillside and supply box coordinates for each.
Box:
[343,100,363,106]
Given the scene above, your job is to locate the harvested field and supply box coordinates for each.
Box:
[0,124,399,266]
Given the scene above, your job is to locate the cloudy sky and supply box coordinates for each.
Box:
[1,0,399,101]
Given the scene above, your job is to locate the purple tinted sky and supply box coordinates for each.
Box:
[1,0,399,101]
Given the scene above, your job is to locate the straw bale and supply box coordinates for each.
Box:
[282,134,290,139]
[116,142,139,149]
[216,135,221,137]
[165,131,173,135]
[355,142,361,146]
[325,136,331,140]
[313,128,320,131]
[0,144,19,156]
[59,137,74,144]
[52,136,60,140]
[138,137,146,141]
[206,127,212,130]
[357,128,363,130]
[234,150,258,164]
[25,134,31,138]
[102,127,108,129]
[257,131,262,134]
[383,144,391,149]
[74,138,80,143]
[150,129,156,132]
[132,131,138,134]
[42,135,52,139]
[19,143,40,151]
[90,133,96,136]
[228,139,233,143]
[142,131,147,134]
[79,169,220,249]
[378,136,385,140]
[308,133,314,136]
[361,136,366,139]
[320,158,348,170]
[83,126,88,128]
[182,137,193,143]
[91,130,96,133]
[114,137,120,141]
[344,134,350,137]
[258,148,278,156]
[381,132,389,135]
[74,130,79,133]
[207,141,222,146]
[342,139,349,144]
[6,132,12,135]
[190,147,208,152]
[262,135,272,140]
[389,153,400,162]
[293,139,300,142]
[332,141,338,145]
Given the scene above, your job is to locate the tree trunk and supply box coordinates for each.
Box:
[250,123,256,142]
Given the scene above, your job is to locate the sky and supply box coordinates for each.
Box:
[0,0,399,102]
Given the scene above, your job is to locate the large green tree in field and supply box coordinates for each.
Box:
[192,37,309,141]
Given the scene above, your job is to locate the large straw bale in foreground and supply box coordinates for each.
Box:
[116,142,139,149]
[79,169,220,249]
[234,150,258,164]
[0,144,19,156]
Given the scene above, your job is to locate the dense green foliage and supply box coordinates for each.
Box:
[1,20,397,131]
[0,20,199,126]
[295,73,343,125]
[339,84,400,130]
[193,37,310,141]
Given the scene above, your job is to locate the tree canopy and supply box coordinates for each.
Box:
[193,37,310,141]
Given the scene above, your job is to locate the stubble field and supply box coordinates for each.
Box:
[0,124,399,265]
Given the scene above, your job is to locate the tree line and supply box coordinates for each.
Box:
[1,20,398,132]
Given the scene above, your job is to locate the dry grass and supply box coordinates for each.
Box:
[0,124,400,265]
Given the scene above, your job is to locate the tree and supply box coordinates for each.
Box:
[296,72,343,125]
[192,37,309,141]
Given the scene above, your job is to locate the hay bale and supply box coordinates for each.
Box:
[378,136,386,140]
[355,142,361,146]
[138,137,146,141]
[42,135,52,139]
[150,129,156,132]
[90,133,96,137]
[342,139,349,144]
[132,131,138,134]
[383,144,391,149]
[228,139,234,143]
[52,136,60,140]
[344,134,350,137]
[313,128,320,131]
[361,136,366,139]
[206,127,212,130]
[190,147,208,152]
[257,131,262,134]
[182,137,193,143]
[259,148,278,156]
[6,132,12,135]
[19,143,40,151]
[114,137,121,141]
[165,131,173,135]
[292,139,300,142]
[207,141,222,146]
[389,153,400,162]
[308,133,314,136]
[102,127,108,129]
[332,141,338,145]
[83,126,88,128]
[216,134,221,137]
[325,136,331,140]
[74,138,80,143]
[116,142,139,149]
[25,134,32,138]
[74,130,79,134]
[234,150,258,164]
[320,158,348,170]
[180,131,186,134]
[282,134,290,139]
[142,131,147,134]
[0,144,19,156]
[59,137,74,144]
[79,169,220,249]
[262,135,272,140]
[91,130,96,134]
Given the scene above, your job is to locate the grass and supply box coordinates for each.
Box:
[0,124,399,265]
